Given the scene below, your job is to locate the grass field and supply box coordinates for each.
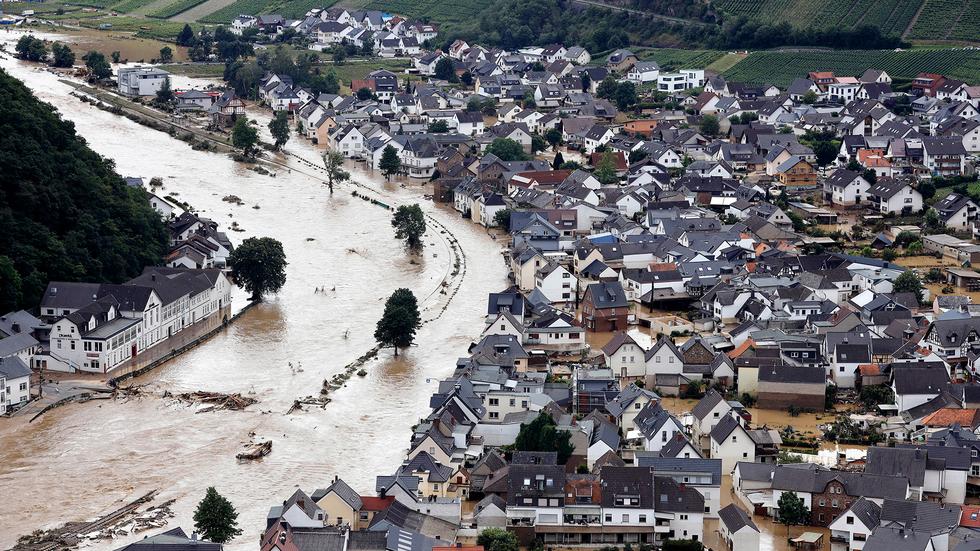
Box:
[145,0,209,18]
[108,0,160,12]
[721,48,980,86]
[713,0,923,36]
[632,48,727,70]
[360,0,483,27]
[77,16,193,40]
[329,58,411,88]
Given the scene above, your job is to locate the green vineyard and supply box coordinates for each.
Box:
[146,0,208,18]
[713,0,923,36]
[635,48,727,70]
[721,48,980,86]
[907,0,980,42]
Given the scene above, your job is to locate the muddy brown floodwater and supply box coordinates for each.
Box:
[0,40,507,551]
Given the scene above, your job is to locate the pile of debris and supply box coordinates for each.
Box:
[166,391,257,411]
[236,440,272,461]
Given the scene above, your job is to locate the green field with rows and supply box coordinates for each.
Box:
[721,48,980,86]
[714,0,923,36]
[146,0,207,18]
[907,0,980,42]
[198,0,275,22]
[361,0,485,26]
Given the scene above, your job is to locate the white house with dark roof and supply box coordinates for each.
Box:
[0,355,31,414]
[829,497,881,551]
[718,504,760,551]
[709,413,756,472]
[691,389,734,452]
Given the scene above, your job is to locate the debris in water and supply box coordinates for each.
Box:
[237,440,272,460]
[168,391,257,411]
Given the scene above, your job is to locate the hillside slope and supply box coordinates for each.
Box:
[0,69,168,311]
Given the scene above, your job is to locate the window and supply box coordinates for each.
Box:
[489,412,499,419]
[509,399,516,407]
[713,412,719,418]
[19,382,27,391]
[605,514,612,522]
[433,484,439,491]
[489,398,498,406]
[621,514,629,522]
[846,516,854,525]
[639,515,646,523]
[832,499,839,508]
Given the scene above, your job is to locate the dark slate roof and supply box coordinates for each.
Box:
[709,413,743,444]
[654,475,704,513]
[893,367,950,395]
[636,456,721,485]
[880,499,961,534]
[734,461,776,482]
[863,526,933,551]
[586,281,628,309]
[0,355,31,379]
[311,478,362,510]
[842,497,881,530]
[866,447,927,486]
[719,504,759,533]
[691,389,727,421]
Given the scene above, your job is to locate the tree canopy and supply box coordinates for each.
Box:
[268,111,290,149]
[231,117,259,156]
[379,145,402,181]
[893,270,924,304]
[476,528,519,551]
[193,487,242,544]
[485,138,528,161]
[0,68,168,310]
[776,491,809,535]
[323,150,350,191]
[51,43,75,68]
[374,288,421,356]
[392,204,426,250]
[228,237,287,300]
[15,35,47,62]
[514,413,574,464]
[84,51,112,80]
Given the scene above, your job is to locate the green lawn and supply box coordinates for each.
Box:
[158,62,226,77]
[146,0,208,18]
[632,48,727,70]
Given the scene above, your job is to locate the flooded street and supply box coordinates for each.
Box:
[0,43,507,551]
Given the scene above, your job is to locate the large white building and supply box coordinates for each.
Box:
[39,267,232,374]
[117,66,171,97]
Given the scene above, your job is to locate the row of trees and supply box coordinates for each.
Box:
[15,35,112,79]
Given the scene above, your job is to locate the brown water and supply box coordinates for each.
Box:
[0,39,507,551]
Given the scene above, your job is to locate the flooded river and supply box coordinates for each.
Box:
[0,37,507,551]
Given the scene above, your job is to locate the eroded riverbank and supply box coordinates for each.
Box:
[0,45,508,551]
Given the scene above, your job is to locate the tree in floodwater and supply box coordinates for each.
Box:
[193,487,242,543]
[379,145,401,181]
[374,288,421,356]
[50,42,75,67]
[323,150,350,192]
[84,51,112,80]
[776,491,809,536]
[228,237,287,301]
[391,204,426,250]
[268,111,290,150]
[231,117,258,157]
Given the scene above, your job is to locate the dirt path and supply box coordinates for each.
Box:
[901,0,928,40]
[169,0,234,22]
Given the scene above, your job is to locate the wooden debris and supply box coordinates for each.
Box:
[170,391,257,411]
[237,440,272,460]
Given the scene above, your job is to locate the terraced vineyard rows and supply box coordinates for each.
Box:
[198,0,275,22]
[722,48,980,86]
[146,0,208,18]
[362,0,485,26]
[714,0,923,35]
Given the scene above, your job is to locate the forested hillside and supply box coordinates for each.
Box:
[0,69,168,311]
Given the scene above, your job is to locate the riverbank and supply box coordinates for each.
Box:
[0,39,509,551]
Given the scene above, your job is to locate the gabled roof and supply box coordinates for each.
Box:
[719,504,759,533]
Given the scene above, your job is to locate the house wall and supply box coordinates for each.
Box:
[711,430,756,473]
[316,492,356,527]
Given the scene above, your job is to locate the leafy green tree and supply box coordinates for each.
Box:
[392,204,426,250]
[862,168,878,186]
[155,78,175,105]
[228,237,287,300]
[467,96,483,112]
[50,43,75,67]
[477,528,518,551]
[545,127,562,149]
[813,140,838,167]
[918,181,936,201]
[552,151,565,170]
[0,256,24,313]
[594,152,619,185]
[596,76,618,99]
[111,51,121,63]
[356,87,374,101]
[514,413,574,464]
[882,248,896,261]
[158,46,173,64]
[330,45,346,64]
[486,138,528,161]
[428,120,449,133]
[614,81,637,110]
[379,145,401,181]
[825,383,838,410]
[776,491,809,535]
[802,90,817,104]
[323,150,350,191]
[460,70,473,86]
[176,24,196,47]
[531,134,547,153]
[893,270,924,304]
[860,384,895,409]
[435,57,457,82]
[231,118,258,156]
[493,209,511,228]
[374,288,421,356]
[268,111,290,149]
[925,208,940,229]
[193,487,242,543]
[84,51,112,80]
[15,35,47,62]
[580,71,591,92]
[699,114,719,137]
